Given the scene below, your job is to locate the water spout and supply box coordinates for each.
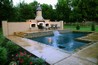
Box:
[69,42,74,48]
[53,30,61,36]
[47,30,74,49]
[52,30,61,47]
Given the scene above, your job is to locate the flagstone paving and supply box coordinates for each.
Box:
[6,35,98,65]
[54,56,96,65]
[73,43,98,63]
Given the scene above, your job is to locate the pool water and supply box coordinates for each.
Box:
[30,32,90,52]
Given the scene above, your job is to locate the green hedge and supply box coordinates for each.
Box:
[5,41,20,54]
[0,47,7,65]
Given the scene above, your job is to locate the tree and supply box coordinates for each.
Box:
[56,0,71,22]
[41,4,56,20]
[70,0,84,22]
[0,0,14,26]
[13,1,38,21]
[29,1,38,19]
[71,0,98,22]
[15,2,35,21]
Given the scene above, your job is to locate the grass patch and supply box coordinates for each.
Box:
[64,25,98,32]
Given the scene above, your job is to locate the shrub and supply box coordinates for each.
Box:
[91,23,95,31]
[6,41,20,54]
[0,47,7,65]
[33,58,45,65]
[0,40,20,64]
[76,25,80,30]
[0,34,6,46]
[0,38,9,47]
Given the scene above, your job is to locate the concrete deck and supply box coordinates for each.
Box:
[76,32,98,42]
[7,35,98,65]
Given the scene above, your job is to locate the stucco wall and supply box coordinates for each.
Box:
[50,22,61,27]
[8,22,30,35]
[50,21,63,29]
[2,20,63,36]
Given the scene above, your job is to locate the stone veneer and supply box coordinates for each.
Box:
[24,30,71,38]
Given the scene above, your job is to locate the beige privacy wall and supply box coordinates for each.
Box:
[8,22,30,35]
[50,21,63,29]
[2,21,63,36]
[2,21,30,36]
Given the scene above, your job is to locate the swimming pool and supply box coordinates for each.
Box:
[29,31,90,52]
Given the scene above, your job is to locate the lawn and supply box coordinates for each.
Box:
[64,24,98,32]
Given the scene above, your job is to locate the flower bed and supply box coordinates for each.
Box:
[0,38,49,65]
[9,51,46,65]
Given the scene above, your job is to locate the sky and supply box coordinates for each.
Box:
[13,0,57,8]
